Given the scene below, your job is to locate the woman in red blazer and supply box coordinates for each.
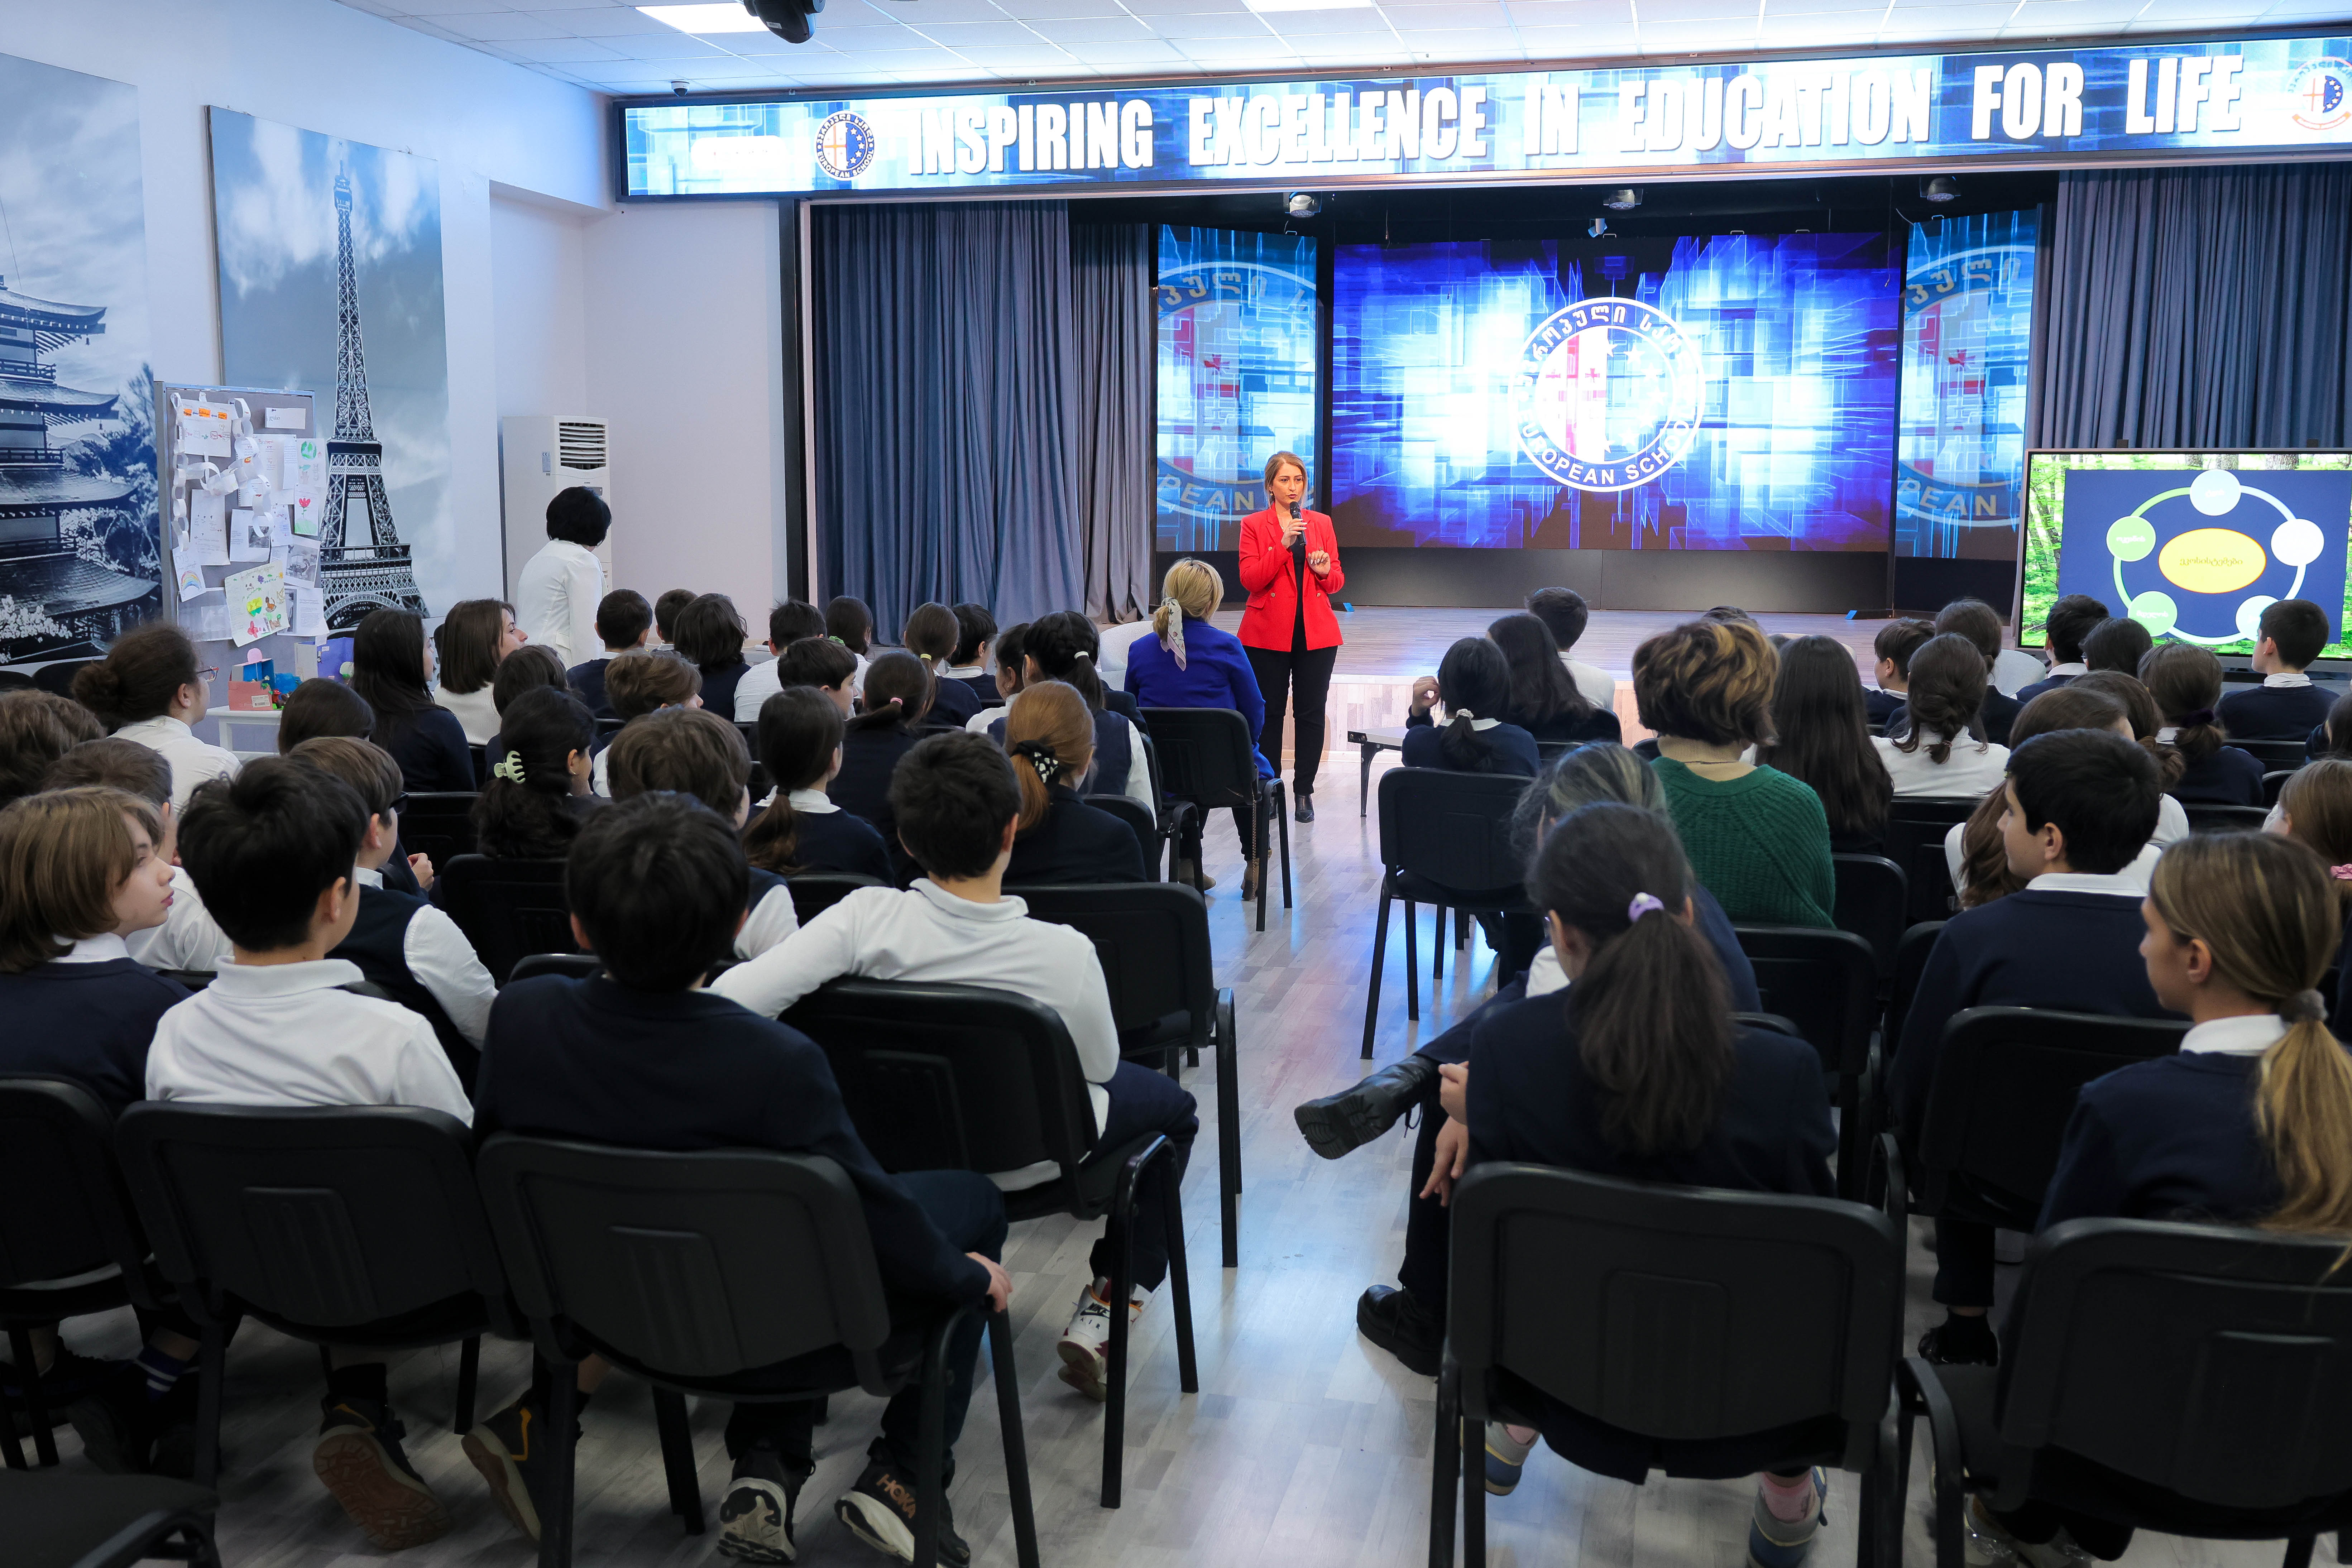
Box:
[1238,450,1344,825]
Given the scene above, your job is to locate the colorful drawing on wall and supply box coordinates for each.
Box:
[0,52,159,666]
[1896,209,2039,560]
[209,107,447,629]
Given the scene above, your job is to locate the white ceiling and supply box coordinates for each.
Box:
[336,0,2352,95]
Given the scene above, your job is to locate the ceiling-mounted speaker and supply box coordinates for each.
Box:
[745,0,822,43]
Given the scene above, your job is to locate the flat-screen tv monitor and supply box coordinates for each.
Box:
[2019,450,2352,662]
[1329,232,1899,552]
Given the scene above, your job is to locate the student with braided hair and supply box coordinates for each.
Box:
[1000,681,1144,886]
[1873,632,2009,797]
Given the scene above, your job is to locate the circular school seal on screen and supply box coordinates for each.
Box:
[1515,297,1705,493]
[2289,58,2352,131]
[813,111,878,180]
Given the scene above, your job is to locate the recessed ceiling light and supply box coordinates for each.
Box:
[1244,0,1377,13]
[638,3,770,33]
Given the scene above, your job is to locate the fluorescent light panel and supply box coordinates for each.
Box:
[637,3,771,33]
[1244,0,1379,12]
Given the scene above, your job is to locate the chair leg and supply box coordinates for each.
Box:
[194,1320,227,1490]
[2285,1540,2317,1568]
[1102,1146,1144,1508]
[987,1309,1042,1568]
[1429,1360,1460,1568]
[0,1375,23,1471]
[1457,909,1470,951]
[1360,742,1375,817]
[1903,1358,1967,1568]
[1362,885,1393,1059]
[1254,787,1269,932]
[912,1319,952,1568]
[1276,783,1293,909]
[653,1388,703,1533]
[454,1335,480,1434]
[1433,904,1446,982]
[1157,1152,1199,1395]
[1461,1392,1486,1568]
[1215,988,1241,1268]
[541,1358,580,1568]
[1405,900,1421,1022]
[6,1327,57,1468]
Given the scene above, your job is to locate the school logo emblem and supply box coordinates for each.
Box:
[1515,297,1704,493]
[814,111,878,180]
[2290,58,2352,132]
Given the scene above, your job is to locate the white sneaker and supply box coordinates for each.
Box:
[1055,1285,1146,1401]
[1965,1497,2091,1568]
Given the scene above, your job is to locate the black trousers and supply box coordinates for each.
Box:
[1245,643,1338,793]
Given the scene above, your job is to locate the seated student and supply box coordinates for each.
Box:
[1873,633,2011,798]
[826,593,876,697]
[290,738,496,1087]
[480,644,571,760]
[45,741,234,975]
[746,687,894,883]
[145,759,475,1549]
[565,588,652,720]
[1402,637,1541,778]
[0,689,105,809]
[351,608,476,794]
[1001,681,1146,886]
[775,632,859,716]
[1318,744,1763,1376]
[1525,586,1615,709]
[730,598,827,723]
[2013,593,2110,706]
[2271,759,2352,1036]
[1946,687,2147,907]
[832,651,934,867]
[470,793,1011,1564]
[903,601,984,726]
[606,705,798,958]
[1486,613,1622,745]
[595,648,703,795]
[651,586,697,652]
[432,599,525,745]
[1095,614,1158,693]
[1126,561,1268,891]
[2082,614,2153,676]
[1757,635,1893,855]
[711,733,1198,1407]
[1865,617,1933,727]
[945,603,996,697]
[1443,803,1835,1558]
[2310,690,2352,762]
[471,687,602,861]
[1018,611,1153,806]
[2140,641,2265,806]
[72,622,239,812]
[277,678,374,749]
[965,622,1027,736]
[674,593,752,720]
[2217,596,2334,740]
[1930,599,2025,741]
[1888,728,2167,1367]
[1636,618,1837,929]
[2070,667,2191,801]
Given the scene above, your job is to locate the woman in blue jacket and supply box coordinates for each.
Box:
[1126,558,1270,893]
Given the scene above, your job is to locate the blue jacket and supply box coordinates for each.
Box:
[1124,617,1272,778]
[2217,682,2333,742]
[2039,1052,2279,1228]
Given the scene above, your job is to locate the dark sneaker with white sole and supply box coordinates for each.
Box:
[717,1443,811,1563]
[835,1457,969,1566]
[313,1396,451,1549]
[463,1396,560,1543]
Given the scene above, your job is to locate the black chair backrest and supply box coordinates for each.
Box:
[787,872,881,926]
[1732,926,1879,1083]
[1918,1007,2186,1203]
[475,1140,895,1390]
[1886,920,1945,1051]
[595,717,624,739]
[1139,707,1261,810]
[440,854,577,986]
[2232,738,2311,775]
[1883,796,1978,926]
[0,1077,156,1306]
[2000,1218,2352,1512]
[2182,803,2270,833]
[1448,1164,1899,1472]
[736,721,761,756]
[113,1104,516,1336]
[1084,795,1162,879]
[399,791,479,866]
[1376,767,1528,900]
[508,953,603,984]
[1018,883,1213,1053]
[781,980,1096,1198]
[2263,769,2298,806]
[1830,853,1907,975]
[467,744,488,788]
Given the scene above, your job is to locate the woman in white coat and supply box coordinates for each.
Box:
[514,486,609,669]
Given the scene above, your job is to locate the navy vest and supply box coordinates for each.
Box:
[331,886,476,1089]
[747,866,786,919]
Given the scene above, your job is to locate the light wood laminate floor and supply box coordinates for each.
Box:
[43,637,2293,1568]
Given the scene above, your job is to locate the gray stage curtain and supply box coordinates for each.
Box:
[1069,222,1155,623]
[811,201,1085,634]
[2032,165,2352,450]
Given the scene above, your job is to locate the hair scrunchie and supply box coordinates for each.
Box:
[1009,739,1062,785]
[2331,864,2352,882]
[1159,594,1190,670]
[2180,708,2218,728]
[2284,989,2329,1025]
[491,750,527,784]
[1626,892,1666,923]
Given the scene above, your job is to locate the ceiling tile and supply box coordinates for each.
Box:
[1178,32,1308,52]
[676,54,815,75]
[2007,0,2149,24]
[524,6,662,32]
[1148,10,1279,34]
[1506,0,1636,20]
[1024,13,1155,35]
[1262,6,1389,29]
[435,5,569,30]
[850,0,1022,22]
[815,25,935,49]
[1064,34,1190,54]
[508,33,634,56]
[1380,0,1515,24]
[513,0,628,8]
[948,41,1082,61]
[1637,0,1757,21]
[1517,20,1641,48]
[909,19,1051,40]
[595,28,737,53]
[1281,26,1404,46]
[336,0,415,15]
[391,0,519,13]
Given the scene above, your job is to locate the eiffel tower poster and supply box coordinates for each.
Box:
[209,110,450,628]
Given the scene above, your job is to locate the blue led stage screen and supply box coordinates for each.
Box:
[1330,233,1899,550]
[1897,209,2039,560]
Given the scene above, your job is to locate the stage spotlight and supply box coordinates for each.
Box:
[1587,217,1609,238]
[1601,187,1642,211]
[1285,192,1321,217]
[1921,174,1962,203]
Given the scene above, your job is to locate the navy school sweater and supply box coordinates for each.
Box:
[2216,682,2334,743]
[2165,744,2266,806]
[0,958,190,1117]
[2038,1051,2279,1228]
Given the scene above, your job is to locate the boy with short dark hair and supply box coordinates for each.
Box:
[1868,618,1934,726]
[595,651,704,794]
[779,634,858,715]
[567,588,652,719]
[2082,615,2153,675]
[652,587,697,651]
[1886,728,2172,1368]
[710,733,1199,1408]
[604,706,799,956]
[946,603,997,693]
[2014,593,2110,706]
[731,598,829,722]
[473,793,1010,1565]
[2218,597,2335,739]
[1526,586,1614,708]
[1922,598,2023,743]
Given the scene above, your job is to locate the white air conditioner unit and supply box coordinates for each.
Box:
[500,416,613,597]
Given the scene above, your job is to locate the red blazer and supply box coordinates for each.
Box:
[1236,506,1345,653]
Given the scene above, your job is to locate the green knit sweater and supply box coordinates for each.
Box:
[1650,758,1838,930]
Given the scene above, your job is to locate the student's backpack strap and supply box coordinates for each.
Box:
[337,979,401,1004]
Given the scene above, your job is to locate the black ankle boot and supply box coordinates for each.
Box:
[1295,789,1316,823]
[1294,1055,1441,1160]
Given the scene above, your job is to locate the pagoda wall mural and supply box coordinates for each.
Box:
[0,53,159,665]
[209,109,449,627]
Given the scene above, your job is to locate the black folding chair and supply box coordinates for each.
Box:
[475,1142,1039,1568]
[2232,738,2313,775]
[786,871,882,925]
[0,1078,169,1470]
[1884,798,1979,927]
[468,744,488,788]
[112,1104,522,1487]
[1734,927,1882,1199]
[398,791,479,868]
[3,1469,221,1568]
[1884,920,1946,1060]
[1901,1218,2352,1568]
[781,980,1197,1507]
[2264,769,2299,806]
[508,953,603,984]
[1362,769,1531,1059]
[2183,802,2271,832]
[593,717,623,740]
[1138,733,1193,880]
[1433,1165,1903,1568]
[1831,854,1908,978]
[1088,795,1165,881]
[1141,706,1290,930]
[1019,882,1241,1267]
[440,855,577,985]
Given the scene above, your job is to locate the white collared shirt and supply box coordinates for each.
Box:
[2179,1013,2289,1056]
[115,716,240,813]
[514,538,605,667]
[734,654,784,723]
[55,932,131,965]
[966,705,1007,736]
[2265,672,2314,689]
[2044,662,2088,680]
[945,662,987,684]
[2025,871,2146,896]
[1526,945,1566,998]
[1097,620,1157,690]
[127,866,235,973]
[738,878,800,960]
[1942,798,2185,898]
[353,867,497,1045]
[1874,732,2011,798]
[433,685,501,746]
[1558,654,1616,710]
[787,787,840,815]
[1992,648,2045,698]
[145,956,471,1121]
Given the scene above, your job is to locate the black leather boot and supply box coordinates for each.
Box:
[1293,1054,1440,1160]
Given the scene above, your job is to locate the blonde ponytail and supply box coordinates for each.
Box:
[1153,559,1224,671]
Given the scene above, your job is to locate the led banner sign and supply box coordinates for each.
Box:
[621,33,2352,198]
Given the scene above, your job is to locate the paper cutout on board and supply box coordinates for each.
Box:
[273,541,320,590]
[188,489,230,566]
[225,563,286,645]
[173,557,214,601]
[285,438,325,489]
[286,487,319,536]
[174,395,233,457]
[229,508,271,562]
[268,506,293,547]
[266,406,306,431]
[189,598,231,645]
[287,584,328,638]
